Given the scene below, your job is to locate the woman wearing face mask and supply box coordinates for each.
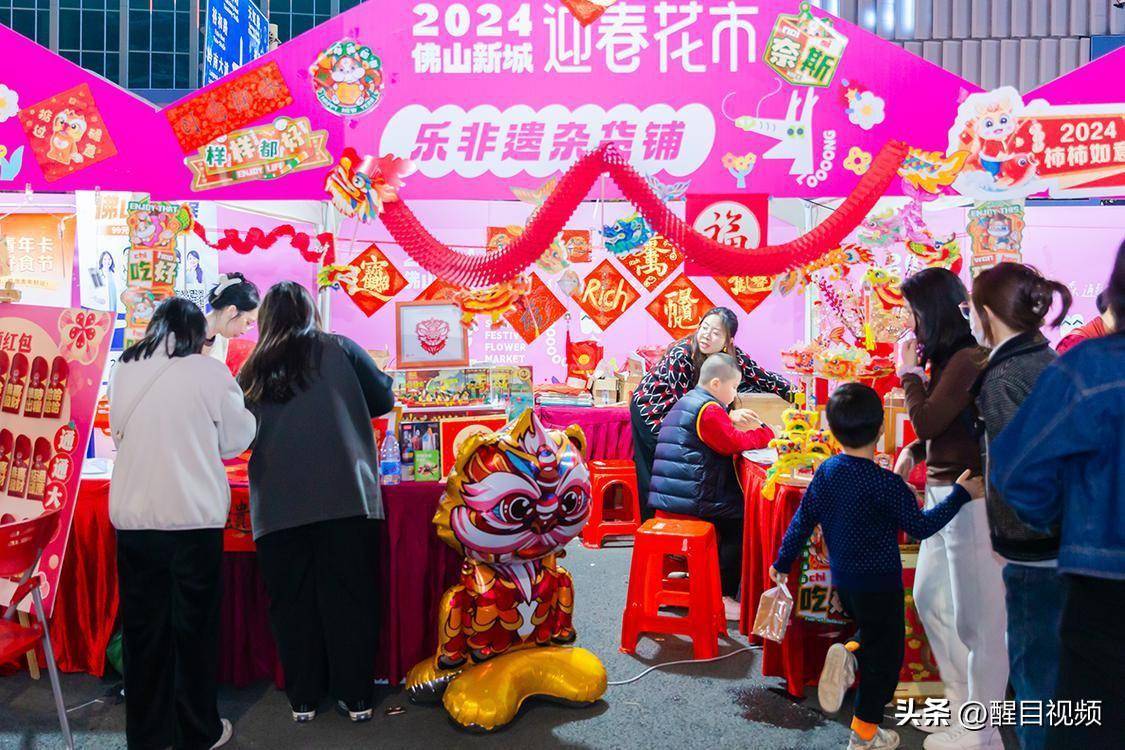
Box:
[204,273,260,367]
[894,268,1004,750]
[630,306,793,516]
[969,263,1071,750]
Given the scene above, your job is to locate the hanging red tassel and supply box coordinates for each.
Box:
[379,141,909,287]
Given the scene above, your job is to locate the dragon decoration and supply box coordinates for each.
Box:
[772,147,971,385]
[763,402,837,500]
[405,410,606,731]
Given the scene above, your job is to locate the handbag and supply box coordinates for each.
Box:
[112,357,179,443]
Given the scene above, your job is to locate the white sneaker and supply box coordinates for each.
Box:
[848,727,900,749]
[210,719,233,749]
[923,725,1002,750]
[817,642,857,714]
[912,716,953,734]
[722,596,741,621]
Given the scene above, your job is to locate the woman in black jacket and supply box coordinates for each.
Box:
[238,282,394,724]
[970,262,1071,750]
[629,307,792,515]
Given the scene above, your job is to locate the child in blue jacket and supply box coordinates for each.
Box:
[771,383,980,750]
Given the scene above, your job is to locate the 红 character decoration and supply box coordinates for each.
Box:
[405,410,607,731]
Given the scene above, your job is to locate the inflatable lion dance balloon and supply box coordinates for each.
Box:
[405,410,607,731]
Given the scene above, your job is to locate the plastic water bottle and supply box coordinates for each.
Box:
[379,434,401,486]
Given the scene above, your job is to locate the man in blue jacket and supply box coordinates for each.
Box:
[990,240,1125,750]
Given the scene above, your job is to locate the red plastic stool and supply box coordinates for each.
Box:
[620,518,726,660]
[581,459,642,548]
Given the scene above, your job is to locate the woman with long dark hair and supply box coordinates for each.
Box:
[237,282,394,724]
[203,272,260,367]
[109,297,255,750]
[970,262,1071,750]
[630,306,792,514]
[894,268,1004,750]
[991,241,1125,749]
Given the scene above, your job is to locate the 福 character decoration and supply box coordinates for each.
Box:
[405,410,607,731]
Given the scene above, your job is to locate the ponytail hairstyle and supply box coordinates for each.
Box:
[121,297,207,363]
[971,262,1073,343]
[237,282,323,404]
[208,272,260,313]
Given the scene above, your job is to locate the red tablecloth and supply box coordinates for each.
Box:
[50,479,460,686]
[535,405,632,461]
[737,460,853,697]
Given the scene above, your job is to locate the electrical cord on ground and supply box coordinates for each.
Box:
[607,645,760,686]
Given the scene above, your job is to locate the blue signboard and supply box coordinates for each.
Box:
[203,0,270,85]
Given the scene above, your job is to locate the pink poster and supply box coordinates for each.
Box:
[0,304,114,615]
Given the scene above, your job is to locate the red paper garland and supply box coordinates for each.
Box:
[379,141,909,287]
[191,223,336,264]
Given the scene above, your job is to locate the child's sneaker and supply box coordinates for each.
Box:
[848,727,900,749]
[291,704,317,723]
[818,642,857,714]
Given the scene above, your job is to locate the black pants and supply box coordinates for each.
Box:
[1047,574,1125,749]
[117,529,224,750]
[629,400,658,520]
[256,516,379,709]
[835,587,904,726]
[712,516,745,599]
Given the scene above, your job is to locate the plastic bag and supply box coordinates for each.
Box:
[752,584,794,643]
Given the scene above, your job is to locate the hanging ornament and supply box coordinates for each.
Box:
[645,274,717,340]
[325,148,415,221]
[556,269,582,299]
[619,236,683,291]
[505,274,567,345]
[378,141,909,287]
[320,243,408,317]
[863,266,905,310]
[453,275,533,329]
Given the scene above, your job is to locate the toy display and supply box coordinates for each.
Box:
[762,402,838,500]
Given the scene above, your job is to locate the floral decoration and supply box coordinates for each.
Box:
[843,147,873,176]
[58,309,113,365]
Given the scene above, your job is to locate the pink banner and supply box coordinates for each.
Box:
[0,304,113,615]
[1,1,974,201]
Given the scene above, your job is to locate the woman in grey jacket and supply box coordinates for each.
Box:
[970,262,1071,750]
[237,282,394,725]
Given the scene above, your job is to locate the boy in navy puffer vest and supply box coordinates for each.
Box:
[771,383,981,750]
[648,353,774,620]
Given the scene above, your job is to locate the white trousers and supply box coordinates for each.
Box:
[914,485,1009,708]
